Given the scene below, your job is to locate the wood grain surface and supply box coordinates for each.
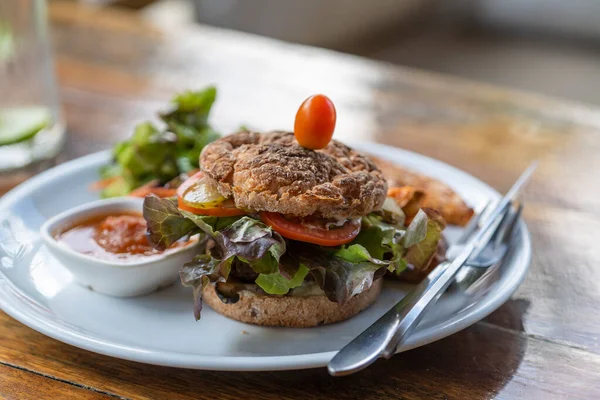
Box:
[1,1,600,399]
[0,364,110,400]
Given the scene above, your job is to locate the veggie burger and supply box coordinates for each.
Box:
[143,95,445,327]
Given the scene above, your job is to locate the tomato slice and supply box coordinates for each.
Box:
[176,172,246,217]
[259,212,360,246]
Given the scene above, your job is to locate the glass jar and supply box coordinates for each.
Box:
[0,0,65,192]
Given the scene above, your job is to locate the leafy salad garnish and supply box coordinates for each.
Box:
[143,195,446,320]
[99,87,220,197]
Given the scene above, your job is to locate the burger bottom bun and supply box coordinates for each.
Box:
[203,278,383,328]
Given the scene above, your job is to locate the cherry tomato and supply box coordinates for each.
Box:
[259,212,360,246]
[176,171,246,217]
[294,94,336,149]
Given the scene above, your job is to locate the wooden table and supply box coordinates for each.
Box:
[2,2,600,399]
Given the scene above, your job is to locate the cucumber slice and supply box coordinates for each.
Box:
[0,107,51,146]
[181,175,226,209]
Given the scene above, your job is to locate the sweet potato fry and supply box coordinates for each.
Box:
[129,180,177,198]
[373,156,474,226]
[387,186,425,222]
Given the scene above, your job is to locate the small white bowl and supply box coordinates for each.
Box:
[40,197,201,297]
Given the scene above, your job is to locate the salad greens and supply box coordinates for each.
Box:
[143,195,446,320]
[99,87,220,197]
[143,197,197,250]
[352,208,444,275]
[403,209,446,275]
[254,265,310,296]
[285,242,390,304]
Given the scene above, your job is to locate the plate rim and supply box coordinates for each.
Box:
[0,146,532,371]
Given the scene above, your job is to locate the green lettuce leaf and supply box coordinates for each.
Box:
[335,244,390,266]
[173,215,287,319]
[286,242,388,304]
[180,254,234,320]
[100,87,220,197]
[374,197,406,226]
[160,87,216,130]
[402,209,429,248]
[255,265,310,295]
[214,218,286,275]
[116,122,179,179]
[402,208,446,275]
[351,208,445,276]
[352,214,405,270]
[143,196,198,250]
[160,87,220,174]
[143,197,283,267]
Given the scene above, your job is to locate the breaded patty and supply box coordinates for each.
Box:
[200,131,387,218]
[371,156,474,226]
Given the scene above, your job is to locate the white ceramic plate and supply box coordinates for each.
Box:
[0,143,531,371]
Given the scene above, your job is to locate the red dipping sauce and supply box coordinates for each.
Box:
[55,212,188,262]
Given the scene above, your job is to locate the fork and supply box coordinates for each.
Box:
[422,201,520,292]
[451,203,523,293]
